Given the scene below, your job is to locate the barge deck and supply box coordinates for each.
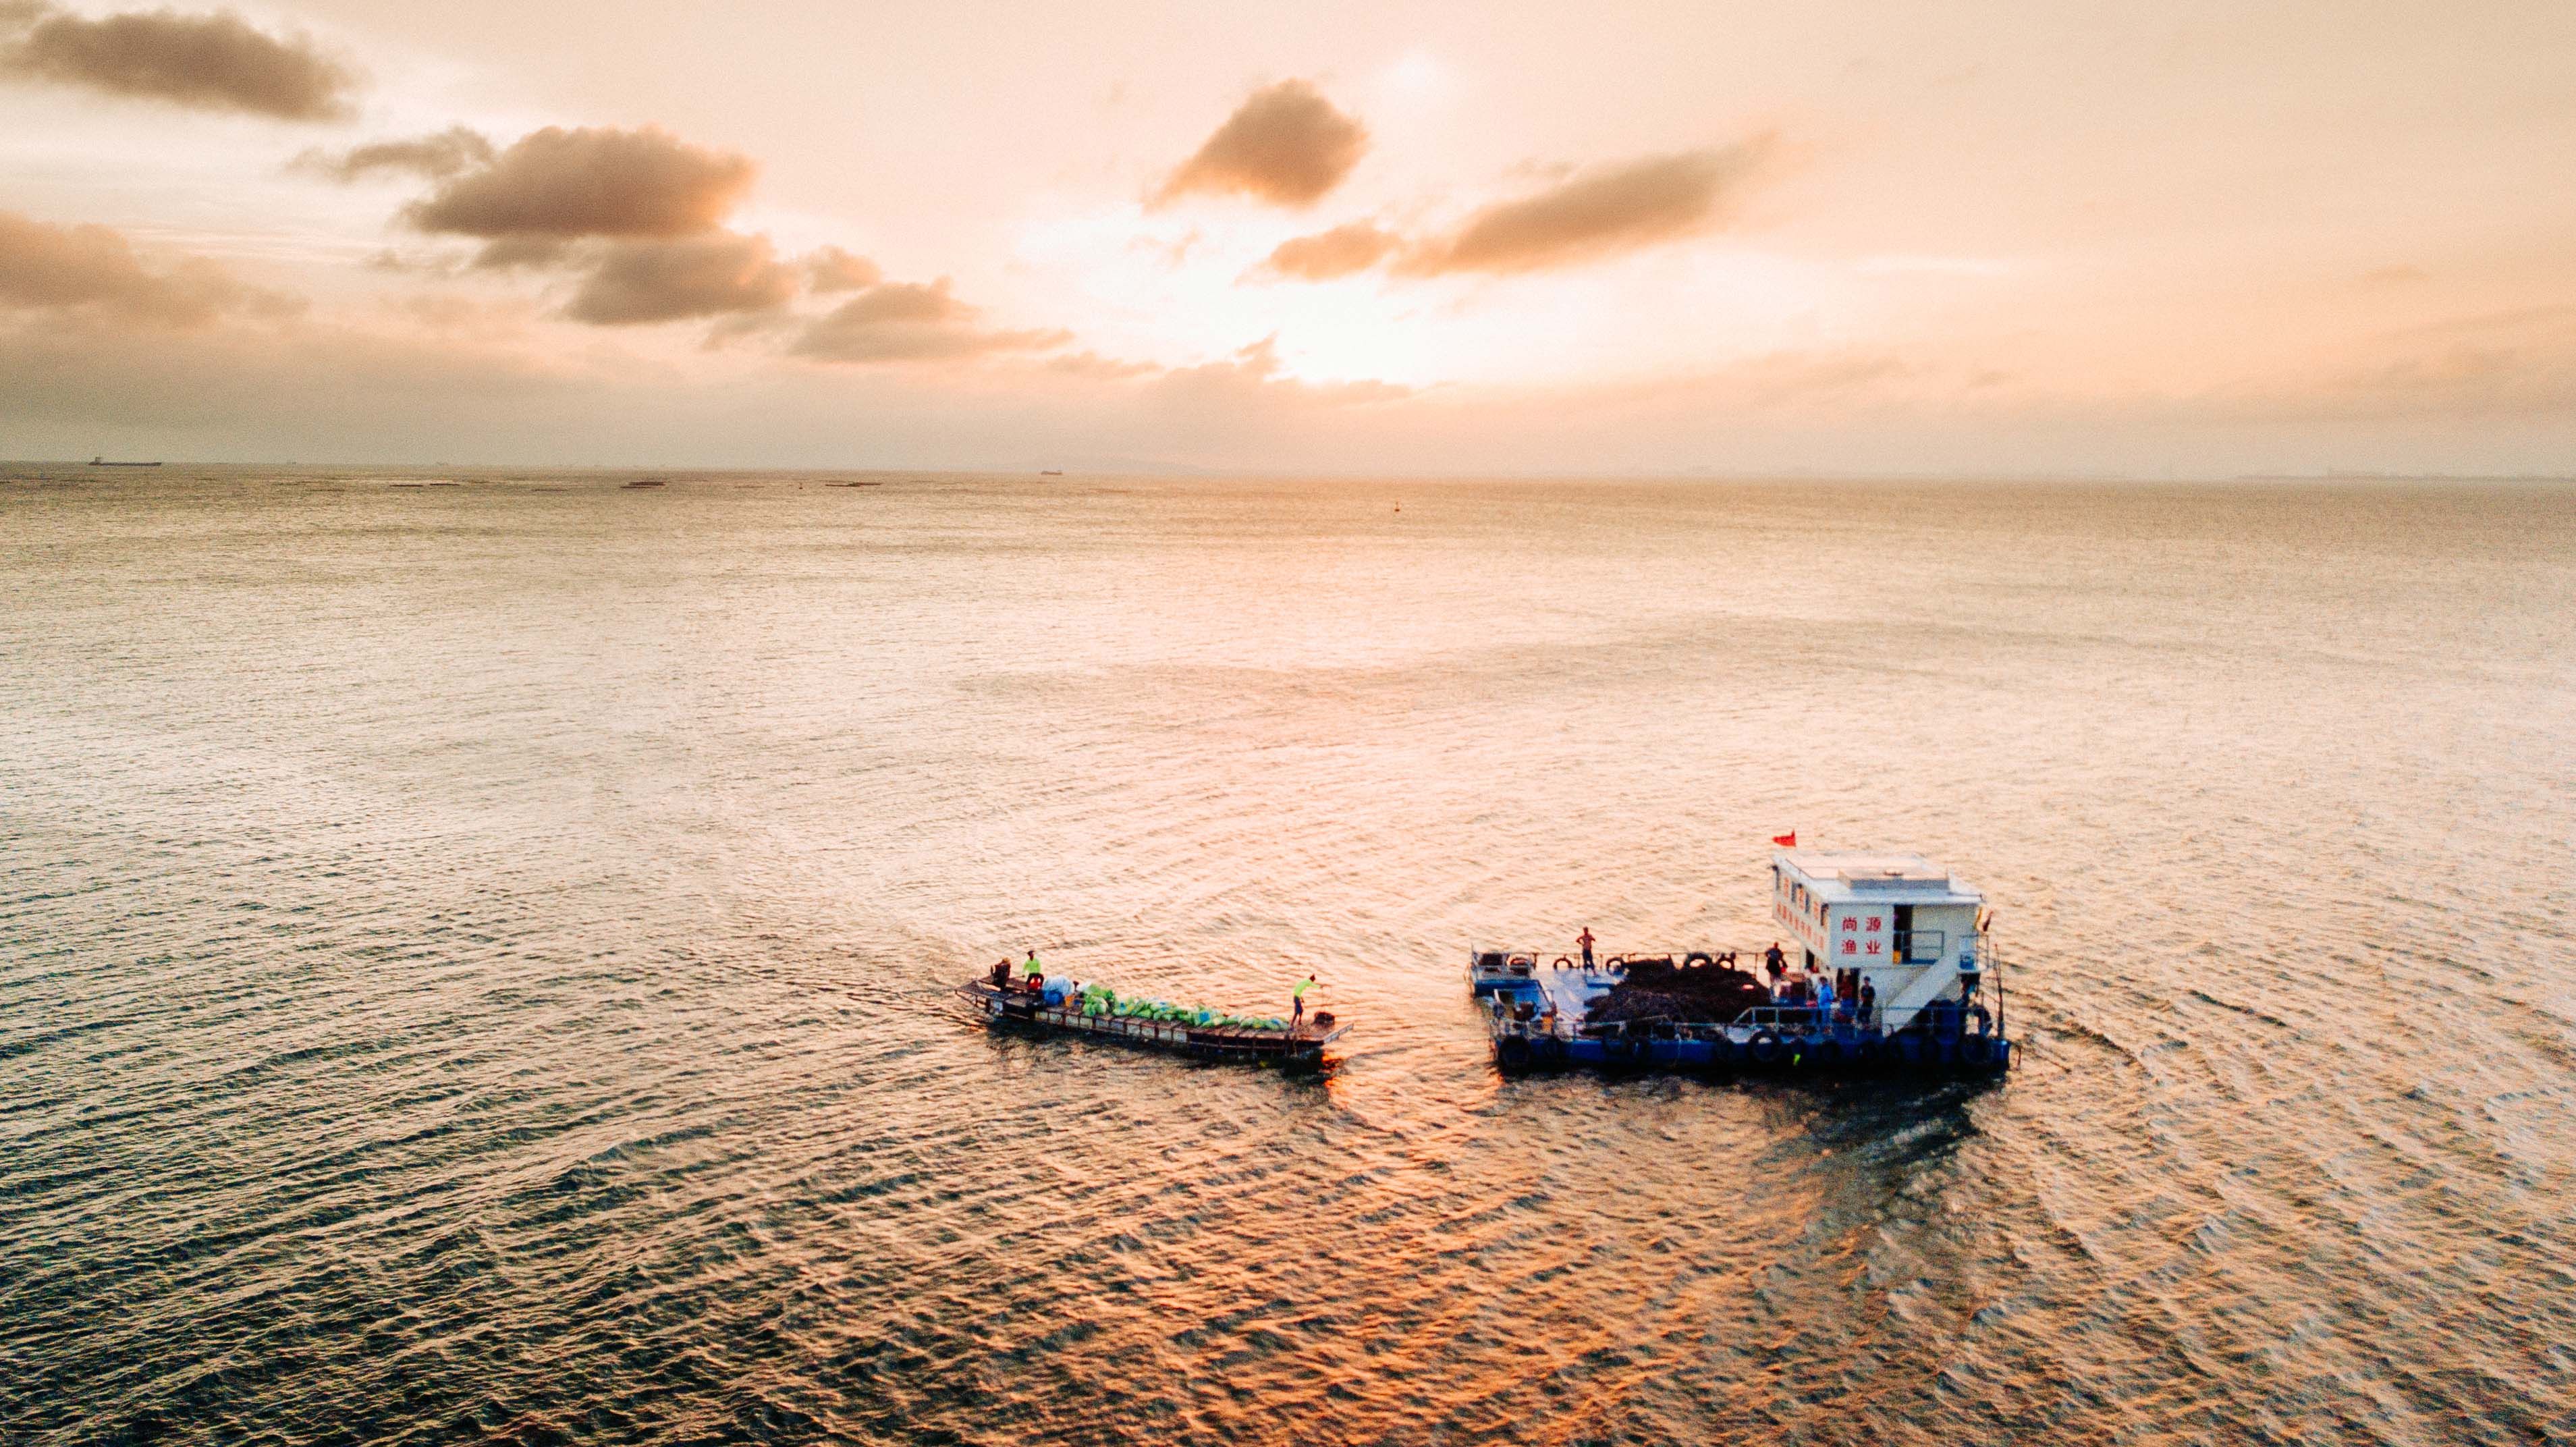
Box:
[957,981,1347,1068]
[1476,847,2014,1079]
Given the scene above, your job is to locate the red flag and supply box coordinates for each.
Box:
[1771,831,1797,846]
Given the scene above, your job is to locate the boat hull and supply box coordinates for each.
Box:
[1489,1018,2010,1078]
[1478,960,2010,1080]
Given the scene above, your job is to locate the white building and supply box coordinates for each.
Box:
[1770,850,1987,1030]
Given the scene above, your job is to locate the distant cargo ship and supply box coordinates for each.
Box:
[88,457,161,466]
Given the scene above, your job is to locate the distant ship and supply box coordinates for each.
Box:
[89,457,161,467]
[622,478,667,489]
[1039,469,1063,476]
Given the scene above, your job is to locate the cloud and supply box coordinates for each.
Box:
[2251,306,2576,420]
[791,278,1071,364]
[1046,350,1161,381]
[469,236,573,270]
[0,208,295,326]
[0,3,358,120]
[1153,79,1367,209]
[404,126,757,242]
[564,231,799,325]
[297,126,495,183]
[803,245,881,293]
[1155,335,1408,405]
[1395,141,1772,276]
[1251,221,1400,281]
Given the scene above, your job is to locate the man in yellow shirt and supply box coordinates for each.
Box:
[1291,974,1317,1031]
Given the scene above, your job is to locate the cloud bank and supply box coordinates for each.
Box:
[791,279,1070,364]
[802,246,881,293]
[1252,221,1401,281]
[298,126,495,183]
[1399,142,1772,275]
[566,232,799,326]
[0,208,292,326]
[317,119,1072,356]
[404,126,757,242]
[0,4,358,120]
[1154,79,1367,209]
[1253,140,1776,285]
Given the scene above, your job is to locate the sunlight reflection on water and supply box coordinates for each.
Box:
[3,466,2573,1444]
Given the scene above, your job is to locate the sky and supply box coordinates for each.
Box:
[1,0,2573,474]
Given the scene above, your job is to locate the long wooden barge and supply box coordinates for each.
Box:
[956,981,1348,1068]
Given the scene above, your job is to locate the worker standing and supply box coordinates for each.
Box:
[1291,974,1317,1032]
[1577,927,1596,969]
[1024,949,1043,990]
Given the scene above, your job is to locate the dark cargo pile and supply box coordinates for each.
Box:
[1587,956,1773,1027]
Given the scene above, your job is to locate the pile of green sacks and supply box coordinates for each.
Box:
[1078,983,1286,1032]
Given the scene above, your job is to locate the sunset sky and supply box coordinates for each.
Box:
[3,1,2573,474]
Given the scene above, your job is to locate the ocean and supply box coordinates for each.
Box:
[4,465,2572,1445]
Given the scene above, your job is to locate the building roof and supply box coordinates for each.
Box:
[1774,849,1983,907]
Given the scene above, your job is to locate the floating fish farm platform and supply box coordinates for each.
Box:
[1474,848,2013,1079]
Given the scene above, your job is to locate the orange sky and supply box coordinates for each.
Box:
[3,1,2573,474]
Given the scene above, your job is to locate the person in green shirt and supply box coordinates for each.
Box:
[1023,950,1043,991]
[1291,974,1317,1031]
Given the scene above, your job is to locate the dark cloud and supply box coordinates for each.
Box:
[297,127,495,183]
[1153,79,1367,209]
[565,231,798,325]
[404,126,757,242]
[470,236,573,271]
[1250,221,1400,281]
[0,208,294,326]
[791,278,1070,364]
[803,245,881,293]
[0,4,358,121]
[1396,141,1772,276]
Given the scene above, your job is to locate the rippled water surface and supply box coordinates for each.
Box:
[5,466,2574,1446]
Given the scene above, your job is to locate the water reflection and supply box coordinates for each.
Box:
[3,467,2571,1444]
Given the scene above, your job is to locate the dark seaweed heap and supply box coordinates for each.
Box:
[1587,956,1774,1027]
